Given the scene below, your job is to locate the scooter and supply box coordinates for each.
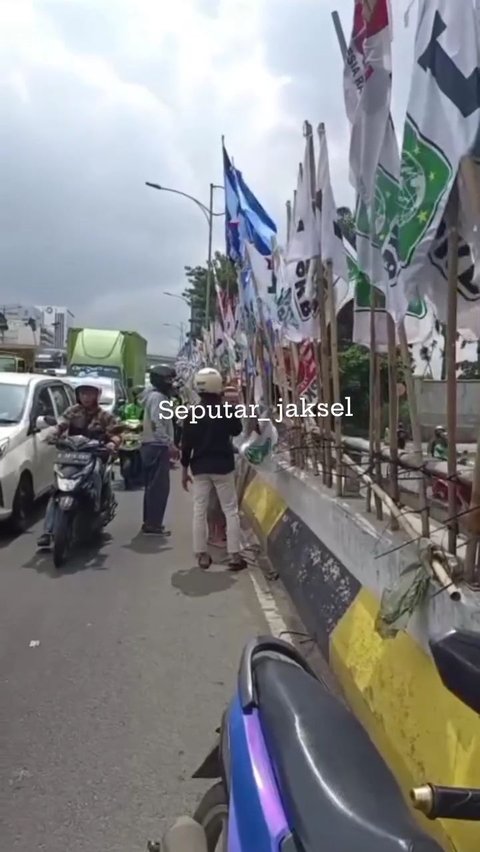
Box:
[152,630,480,851]
[118,418,143,489]
[51,434,117,568]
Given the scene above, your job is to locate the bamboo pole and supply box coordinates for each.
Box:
[398,322,430,538]
[326,260,343,495]
[465,423,480,584]
[312,338,327,480]
[305,120,329,483]
[368,288,383,516]
[446,181,459,556]
[342,450,461,601]
[387,315,399,530]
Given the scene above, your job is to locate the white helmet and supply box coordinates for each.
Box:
[194,367,223,395]
[74,379,103,400]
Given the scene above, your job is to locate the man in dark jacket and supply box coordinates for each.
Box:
[181,368,246,571]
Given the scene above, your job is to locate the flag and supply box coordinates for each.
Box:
[316,123,355,318]
[222,143,277,262]
[345,0,393,204]
[222,141,278,343]
[347,248,435,349]
[285,133,321,340]
[396,0,480,331]
[343,0,405,336]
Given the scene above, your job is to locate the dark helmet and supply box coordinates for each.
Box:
[150,364,175,393]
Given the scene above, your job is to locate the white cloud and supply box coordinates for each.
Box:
[0,0,417,354]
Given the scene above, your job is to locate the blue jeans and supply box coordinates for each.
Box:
[43,468,103,534]
[140,443,170,528]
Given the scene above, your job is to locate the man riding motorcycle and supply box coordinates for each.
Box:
[37,380,122,550]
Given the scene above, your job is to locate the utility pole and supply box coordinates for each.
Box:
[205,183,214,328]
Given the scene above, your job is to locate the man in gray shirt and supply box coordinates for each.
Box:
[139,365,178,535]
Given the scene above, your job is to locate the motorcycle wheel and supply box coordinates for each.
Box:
[53,510,72,568]
[193,782,228,851]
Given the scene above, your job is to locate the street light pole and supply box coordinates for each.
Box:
[147,181,224,331]
[205,182,214,330]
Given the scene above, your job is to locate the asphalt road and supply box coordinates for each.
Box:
[0,473,268,852]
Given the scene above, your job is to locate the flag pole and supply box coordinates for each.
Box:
[387,315,399,529]
[331,6,426,529]
[327,259,343,495]
[305,121,327,481]
[312,121,339,492]
[305,122,332,486]
[285,198,304,469]
[446,180,460,555]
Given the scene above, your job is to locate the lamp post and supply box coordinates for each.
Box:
[146,182,224,328]
[161,321,185,348]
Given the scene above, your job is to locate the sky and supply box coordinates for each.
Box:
[0,0,416,355]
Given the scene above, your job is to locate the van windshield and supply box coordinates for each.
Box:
[0,383,27,423]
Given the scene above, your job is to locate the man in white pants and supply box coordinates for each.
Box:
[181,368,246,571]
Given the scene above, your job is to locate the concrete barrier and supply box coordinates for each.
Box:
[241,459,480,852]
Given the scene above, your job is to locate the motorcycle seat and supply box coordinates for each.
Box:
[254,655,443,852]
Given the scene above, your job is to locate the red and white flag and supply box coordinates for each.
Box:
[344,0,393,203]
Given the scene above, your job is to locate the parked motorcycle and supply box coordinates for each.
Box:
[118,418,143,489]
[152,630,480,851]
[51,434,117,568]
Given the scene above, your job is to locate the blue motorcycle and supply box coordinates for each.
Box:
[153,631,480,851]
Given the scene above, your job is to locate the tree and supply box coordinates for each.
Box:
[183,251,237,335]
[339,343,411,435]
[336,206,356,249]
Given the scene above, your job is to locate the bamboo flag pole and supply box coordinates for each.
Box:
[305,120,330,484]
[387,315,399,530]
[326,259,343,495]
[285,197,305,469]
[446,181,460,556]
[397,322,430,538]
[331,6,425,527]
[368,290,383,519]
[304,123,332,486]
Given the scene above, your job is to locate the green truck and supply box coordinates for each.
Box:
[67,328,147,396]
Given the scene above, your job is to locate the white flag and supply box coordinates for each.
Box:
[285,136,321,340]
[397,0,480,330]
[316,123,355,318]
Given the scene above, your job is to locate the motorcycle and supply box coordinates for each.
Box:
[50,434,117,568]
[118,418,143,489]
[152,630,480,851]
[431,451,471,512]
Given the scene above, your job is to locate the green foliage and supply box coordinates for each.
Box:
[339,343,409,434]
[183,251,237,331]
[336,206,356,248]
[458,361,480,379]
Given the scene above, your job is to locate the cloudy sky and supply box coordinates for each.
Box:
[0,0,415,354]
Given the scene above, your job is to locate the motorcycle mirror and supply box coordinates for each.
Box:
[35,415,56,430]
[430,630,480,713]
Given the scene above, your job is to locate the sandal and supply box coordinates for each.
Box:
[228,554,247,572]
[198,553,212,570]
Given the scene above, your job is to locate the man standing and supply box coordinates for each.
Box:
[139,365,178,535]
[181,368,246,571]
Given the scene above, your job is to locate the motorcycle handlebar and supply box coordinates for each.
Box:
[411,784,480,821]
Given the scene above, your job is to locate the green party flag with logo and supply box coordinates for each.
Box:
[396,0,480,333]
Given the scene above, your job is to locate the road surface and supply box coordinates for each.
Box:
[0,474,269,852]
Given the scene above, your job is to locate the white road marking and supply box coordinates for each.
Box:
[249,571,291,641]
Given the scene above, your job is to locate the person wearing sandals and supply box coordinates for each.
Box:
[181,368,246,571]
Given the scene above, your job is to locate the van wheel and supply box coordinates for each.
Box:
[10,476,34,535]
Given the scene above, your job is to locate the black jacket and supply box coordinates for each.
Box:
[180,395,242,475]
